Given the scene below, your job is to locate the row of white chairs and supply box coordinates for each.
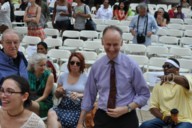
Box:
[157,29,192,37]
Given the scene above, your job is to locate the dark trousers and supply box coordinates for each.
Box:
[94,109,139,128]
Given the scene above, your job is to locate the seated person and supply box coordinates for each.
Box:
[174,5,185,20]
[181,0,190,8]
[28,53,54,118]
[155,8,167,27]
[37,42,57,82]
[154,7,170,24]
[140,58,192,128]
[168,4,177,18]
[95,0,113,20]
[114,1,128,21]
[0,75,46,128]
[47,52,88,128]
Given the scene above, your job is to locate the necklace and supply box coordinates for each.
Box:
[7,109,24,117]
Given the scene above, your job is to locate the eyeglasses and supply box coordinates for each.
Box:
[70,61,81,66]
[162,64,175,69]
[0,87,22,96]
[158,11,163,13]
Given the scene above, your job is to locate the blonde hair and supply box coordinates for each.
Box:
[27,53,47,71]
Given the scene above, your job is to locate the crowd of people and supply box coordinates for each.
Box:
[0,0,192,128]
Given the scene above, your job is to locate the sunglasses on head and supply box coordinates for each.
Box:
[70,61,81,66]
[162,64,175,69]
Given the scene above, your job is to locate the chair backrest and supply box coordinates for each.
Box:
[146,46,169,57]
[169,47,192,58]
[63,39,84,48]
[123,44,146,54]
[62,30,80,38]
[14,26,28,35]
[170,18,184,24]
[159,36,179,45]
[119,26,129,33]
[47,21,53,28]
[151,35,159,43]
[48,49,71,62]
[83,41,103,51]
[44,28,60,37]
[184,30,192,37]
[178,59,192,72]
[104,20,120,26]
[120,21,131,26]
[22,36,41,45]
[148,57,166,68]
[128,55,149,66]
[44,38,62,48]
[92,19,104,25]
[97,52,106,59]
[156,4,168,11]
[184,18,192,25]
[180,37,192,46]
[80,30,98,39]
[167,24,183,30]
[96,24,108,32]
[156,28,167,36]
[182,25,192,30]
[122,33,133,43]
[14,10,25,16]
[166,29,183,37]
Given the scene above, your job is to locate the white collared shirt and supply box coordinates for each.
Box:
[95,6,113,20]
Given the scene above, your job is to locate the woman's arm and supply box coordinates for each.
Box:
[23,7,31,22]
[55,83,65,99]
[35,73,54,102]
[33,6,41,24]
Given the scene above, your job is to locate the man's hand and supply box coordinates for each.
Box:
[106,106,128,118]
[147,31,153,37]
[130,30,136,36]
[158,74,174,85]
[163,116,173,124]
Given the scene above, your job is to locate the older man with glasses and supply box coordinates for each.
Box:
[0,29,28,86]
[140,58,192,128]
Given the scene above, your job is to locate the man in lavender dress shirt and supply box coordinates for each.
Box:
[77,26,150,128]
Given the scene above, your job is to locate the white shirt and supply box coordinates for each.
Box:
[0,2,11,28]
[95,6,113,20]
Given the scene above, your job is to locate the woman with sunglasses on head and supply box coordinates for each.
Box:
[47,52,88,128]
[0,75,46,128]
[27,53,54,118]
[154,7,170,27]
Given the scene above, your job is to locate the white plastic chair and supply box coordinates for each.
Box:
[47,21,53,28]
[44,38,62,48]
[119,26,129,33]
[144,57,167,72]
[169,47,192,58]
[47,49,71,64]
[96,24,108,32]
[83,40,103,53]
[128,55,149,69]
[120,21,131,26]
[184,18,192,25]
[123,44,146,55]
[60,39,84,51]
[159,36,179,46]
[76,51,97,65]
[92,19,105,25]
[130,3,138,11]
[156,4,168,11]
[44,28,60,37]
[184,30,192,37]
[14,26,28,36]
[91,6,97,14]
[170,18,184,24]
[22,35,41,45]
[178,59,192,73]
[182,25,192,30]
[122,33,133,43]
[62,30,80,39]
[166,29,183,37]
[104,20,120,26]
[146,45,169,57]
[80,30,98,40]
[156,28,167,36]
[151,35,159,45]
[97,52,106,59]
[167,24,183,30]
[180,37,192,46]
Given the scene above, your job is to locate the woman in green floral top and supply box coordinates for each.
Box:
[28,53,54,117]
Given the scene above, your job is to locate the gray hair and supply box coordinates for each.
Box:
[2,29,20,41]
[27,53,47,71]
[137,3,148,10]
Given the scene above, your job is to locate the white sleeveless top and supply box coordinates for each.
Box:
[21,113,46,128]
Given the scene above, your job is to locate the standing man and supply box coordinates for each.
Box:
[77,25,150,128]
[95,0,113,20]
[129,3,158,46]
[0,29,28,86]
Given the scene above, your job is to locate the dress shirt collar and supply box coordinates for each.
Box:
[104,52,122,65]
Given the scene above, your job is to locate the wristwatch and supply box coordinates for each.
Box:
[127,105,132,112]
